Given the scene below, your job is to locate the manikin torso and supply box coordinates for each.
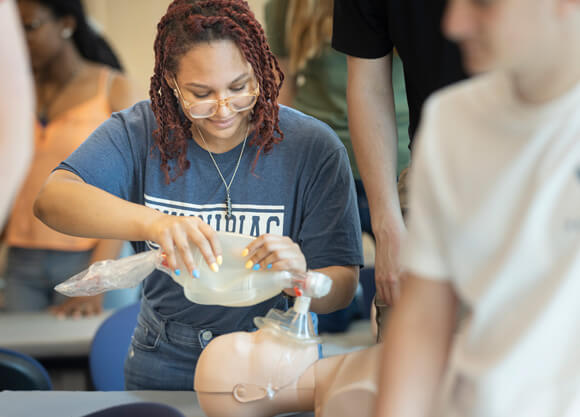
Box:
[194,329,381,417]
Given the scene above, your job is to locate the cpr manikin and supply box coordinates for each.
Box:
[194,328,381,417]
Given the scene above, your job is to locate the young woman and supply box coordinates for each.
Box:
[3,0,135,317]
[34,0,363,390]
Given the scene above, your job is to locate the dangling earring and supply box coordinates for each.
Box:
[173,89,179,98]
[61,28,73,39]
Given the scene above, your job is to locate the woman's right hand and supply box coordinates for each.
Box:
[144,213,222,277]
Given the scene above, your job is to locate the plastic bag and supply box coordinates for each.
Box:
[54,250,160,296]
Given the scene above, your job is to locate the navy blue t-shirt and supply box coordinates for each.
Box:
[59,101,363,331]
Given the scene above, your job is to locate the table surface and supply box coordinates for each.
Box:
[0,391,315,417]
[0,311,112,358]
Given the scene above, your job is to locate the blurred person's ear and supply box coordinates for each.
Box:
[59,15,76,39]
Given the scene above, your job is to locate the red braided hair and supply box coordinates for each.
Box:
[150,0,284,183]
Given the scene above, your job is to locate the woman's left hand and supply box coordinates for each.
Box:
[49,294,104,318]
[242,234,306,273]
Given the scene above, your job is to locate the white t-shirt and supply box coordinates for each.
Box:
[401,72,580,417]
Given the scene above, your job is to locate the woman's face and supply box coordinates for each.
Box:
[18,0,72,71]
[170,39,258,148]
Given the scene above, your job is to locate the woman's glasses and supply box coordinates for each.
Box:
[22,17,51,33]
[172,77,259,119]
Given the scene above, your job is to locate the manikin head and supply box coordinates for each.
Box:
[194,328,382,417]
[194,329,318,417]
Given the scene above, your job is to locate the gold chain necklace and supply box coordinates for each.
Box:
[195,124,250,219]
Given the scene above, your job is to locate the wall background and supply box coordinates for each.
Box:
[83,0,267,100]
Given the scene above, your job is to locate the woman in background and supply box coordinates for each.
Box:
[2,0,136,317]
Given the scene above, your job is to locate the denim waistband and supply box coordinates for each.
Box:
[138,297,257,349]
[138,297,322,357]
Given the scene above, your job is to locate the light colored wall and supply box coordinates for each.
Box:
[83,0,268,100]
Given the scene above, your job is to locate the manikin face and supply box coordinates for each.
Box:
[443,0,560,74]
[195,330,318,417]
[169,39,258,148]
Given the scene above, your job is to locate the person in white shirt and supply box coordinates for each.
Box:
[374,0,580,416]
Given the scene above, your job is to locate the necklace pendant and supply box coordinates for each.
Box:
[225,193,233,219]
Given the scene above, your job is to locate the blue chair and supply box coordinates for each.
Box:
[89,301,140,390]
[0,347,52,390]
[82,402,185,417]
[318,267,376,333]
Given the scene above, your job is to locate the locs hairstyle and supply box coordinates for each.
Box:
[151,0,285,183]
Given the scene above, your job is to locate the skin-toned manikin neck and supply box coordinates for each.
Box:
[166,39,257,154]
[443,0,580,104]
[194,329,382,417]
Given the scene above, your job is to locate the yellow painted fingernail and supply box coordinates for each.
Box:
[210,263,219,273]
[241,248,249,257]
[217,255,223,265]
[245,260,253,269]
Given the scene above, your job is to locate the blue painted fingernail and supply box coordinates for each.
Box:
[192,269,200,279]
[174,269,181,276]
[252,263,261,271]
[267,264,272,269]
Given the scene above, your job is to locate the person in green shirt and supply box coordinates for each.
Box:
[264,0,410,241]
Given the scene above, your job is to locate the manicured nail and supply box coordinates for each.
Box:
[241,248,249,257]
[267,264,272,269]
[174,269,181,276]
[216,255,223,265]
[245,260,254,269]
[252,263,261,271]
[210,263,219,273]
[192,269,200,279]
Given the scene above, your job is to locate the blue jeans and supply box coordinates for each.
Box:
[3,247,92,312]
[124,297,319,390]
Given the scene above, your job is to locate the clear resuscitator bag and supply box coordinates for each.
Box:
[55,231,332,307]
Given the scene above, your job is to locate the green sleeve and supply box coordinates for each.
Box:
[264,0,289,57]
